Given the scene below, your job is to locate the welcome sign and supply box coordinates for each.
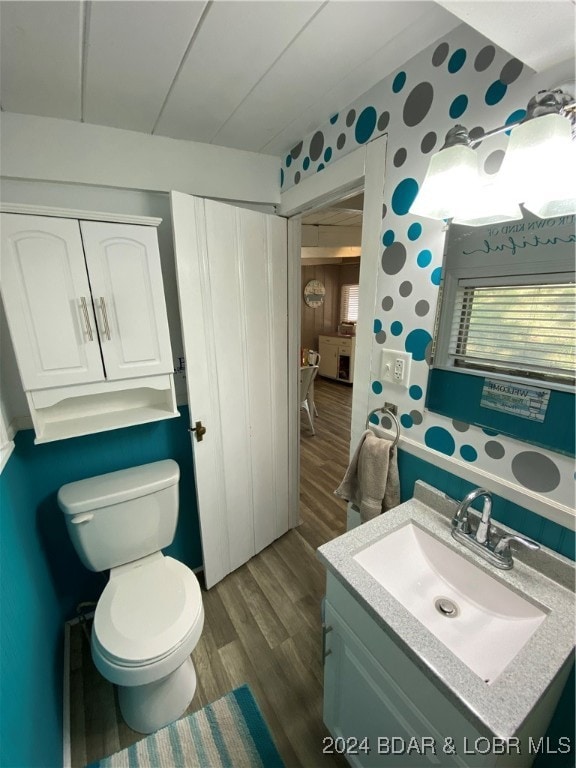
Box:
[480,378,551,422]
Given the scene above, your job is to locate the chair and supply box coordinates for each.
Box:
[306,351,321,416]
[300,365,319,435]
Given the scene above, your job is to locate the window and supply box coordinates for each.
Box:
[340,284,359,323]
[447,275,575,387]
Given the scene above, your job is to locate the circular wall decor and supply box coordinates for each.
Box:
[304,279,326,308]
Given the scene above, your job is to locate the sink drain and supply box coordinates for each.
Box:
[434,597,459,618]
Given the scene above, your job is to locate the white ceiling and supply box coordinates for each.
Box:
[0,1,574,159]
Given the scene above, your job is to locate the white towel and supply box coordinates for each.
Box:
[334,429,400,522]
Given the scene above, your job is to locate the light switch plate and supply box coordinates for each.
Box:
[380,349,411,388]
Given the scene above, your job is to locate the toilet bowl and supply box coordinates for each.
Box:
[58,460,204,734]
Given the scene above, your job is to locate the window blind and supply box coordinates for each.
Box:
[449,278,575,385]
[340,284,359,323]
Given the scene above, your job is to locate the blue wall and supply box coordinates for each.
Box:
[0,407,200,768]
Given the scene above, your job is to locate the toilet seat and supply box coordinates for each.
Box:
[93,554,203,666]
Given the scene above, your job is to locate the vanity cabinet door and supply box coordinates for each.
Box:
[0,214,105,389]
[319,336,339,378]
[80,221,173,380]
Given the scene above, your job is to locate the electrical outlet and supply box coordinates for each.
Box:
[380,350,411,388]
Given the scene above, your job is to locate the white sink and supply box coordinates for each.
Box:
[353,522,546,684]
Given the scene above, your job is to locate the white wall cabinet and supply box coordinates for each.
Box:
[319,335,355,383]
[1,211,178,443]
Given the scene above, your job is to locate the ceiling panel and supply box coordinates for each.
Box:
[261,3,460,156]
[0,1,82,119]
[154,0,323,142]
[84,1,208,132]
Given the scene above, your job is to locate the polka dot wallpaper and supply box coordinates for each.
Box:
[281,24,574,512]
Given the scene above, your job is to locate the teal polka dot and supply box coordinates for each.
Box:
[355,106,377,144]
[286,155,292,168]
[391,178,419,216]
[482,428,499,436]
[330,113,339,124]
[448,48,467,73]
[401,414,414,429]
[460,445,478,462]
[372,381,383,395]
[405,329,432,361]
[374,318,382,333]
[486,80,507,105]
[417,249,432,268]
[303,157,310,170]
[407,223,422,241]
[383,229,395,246]
[449,94,468,119]
[425,426,456,456]
[317,163,325,171]
[324,147,332,163]
[505,109,526,134]
[390,321,403,336]
[392,71,406,93]
[431,267,442,285]
[409,385,423,400]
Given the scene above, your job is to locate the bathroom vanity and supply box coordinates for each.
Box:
[318,482,575,767]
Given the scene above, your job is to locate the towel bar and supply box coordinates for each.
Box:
[365,407,401,448]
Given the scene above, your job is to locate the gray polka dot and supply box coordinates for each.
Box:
[421,131,437,154]
[403,82,434,127]
[415,299,430,317]
[485,440,505,459]
[399,281,413,297]
[394,148,407,167]
[511,451,561,492]
[475,45,495,72]
[309,131,324,161]
[484,149,505,175]
[346,109,356,127]
[290,141,303,160]
[337,133,346,150]
[294,171,301,185]
[381,242,406,275]
[410,410,423,425]
[452,420,470,432]
[381,414,393,429]
[382,296,394,311]
[432,42,449,67]
[375,330,387,344]
[500,58,523,84]
[378,111,390,131]
[469,126,485,142]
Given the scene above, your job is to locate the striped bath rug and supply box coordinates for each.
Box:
[89,684,285,768]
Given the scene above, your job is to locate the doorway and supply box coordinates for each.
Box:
[298,193,364,547]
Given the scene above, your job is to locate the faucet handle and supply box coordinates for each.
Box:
[494,534,540,564]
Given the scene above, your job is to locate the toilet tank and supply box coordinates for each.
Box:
[58,460,180,572]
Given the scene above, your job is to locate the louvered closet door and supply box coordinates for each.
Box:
[0,213,104,389]
[80,221,173,380]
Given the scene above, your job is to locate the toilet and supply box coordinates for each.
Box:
[58,459,204,734]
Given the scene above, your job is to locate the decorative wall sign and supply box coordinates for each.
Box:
[480,378,551,422]
[304,279,326,308]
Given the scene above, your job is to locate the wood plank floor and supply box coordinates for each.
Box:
[70,377,352,767]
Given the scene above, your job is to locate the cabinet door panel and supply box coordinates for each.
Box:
[80,222,173,380]
[0,214,104,389]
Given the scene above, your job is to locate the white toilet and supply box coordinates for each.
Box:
[58,459,204,734]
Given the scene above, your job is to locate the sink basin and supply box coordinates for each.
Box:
[353,522,546,684]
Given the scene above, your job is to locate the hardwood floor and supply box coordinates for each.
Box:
[70,377,352,768]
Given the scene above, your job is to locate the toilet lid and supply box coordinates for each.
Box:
[93,556,202,665]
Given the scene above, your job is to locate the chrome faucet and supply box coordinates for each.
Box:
[452,487,540,569]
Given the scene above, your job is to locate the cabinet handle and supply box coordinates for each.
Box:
[80,297,93,341]
[322,623,333,663]
[99,297,111,340]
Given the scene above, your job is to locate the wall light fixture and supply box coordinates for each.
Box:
[410,88,576,226]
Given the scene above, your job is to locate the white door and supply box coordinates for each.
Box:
[0,213,104,390]
[171,191,291,588]
[80,221,174,380]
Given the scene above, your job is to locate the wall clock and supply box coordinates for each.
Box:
[304,279,326,308]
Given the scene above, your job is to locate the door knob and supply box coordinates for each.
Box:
[189,421,207,442]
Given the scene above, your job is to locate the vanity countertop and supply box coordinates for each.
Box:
[317,482,575,740]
